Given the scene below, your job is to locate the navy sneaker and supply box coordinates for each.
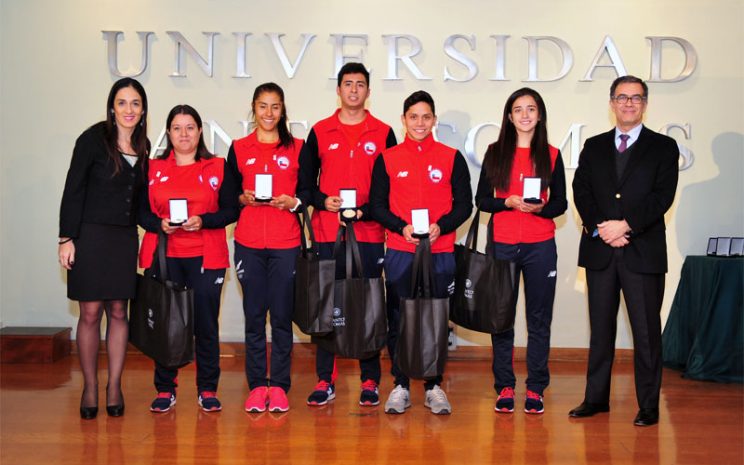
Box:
[150,392,176,413]
[198,391,222,412]
[359,379,380,406]
[307,380,335,406]
[495,387,515,413]
[524,390,544,414]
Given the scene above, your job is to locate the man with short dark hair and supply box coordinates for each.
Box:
[570,75,679,426]
[370,90,472,415]
[298,62,397,408]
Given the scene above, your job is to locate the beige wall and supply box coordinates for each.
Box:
[1,0,742,349]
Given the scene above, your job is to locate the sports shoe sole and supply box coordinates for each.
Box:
[245,405,267,413]
[424,401,451,415]
[269,405,290,413]
[360,399,381,406]
[384,402,411,414]
[495,406,515,413]
[524,407,544,414]
[150,399,176,413]
[306,392,335,406]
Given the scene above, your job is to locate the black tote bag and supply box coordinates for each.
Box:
[451,209,517,333]
[312,225,387,360]
[129,231,195,368]
[292,205,335,336]
[396,237,449,380]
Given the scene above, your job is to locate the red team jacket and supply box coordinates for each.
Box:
[382,135,459,254]
[492,145,560,244]
[307,109,394,243]
[228,132,304,249]
[139,154,230,269]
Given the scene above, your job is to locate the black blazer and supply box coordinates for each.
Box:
[59,122,147,238]
[572,126,679,274]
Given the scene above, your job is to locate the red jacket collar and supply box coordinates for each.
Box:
[327,108,374,132]
[402,134,436,153]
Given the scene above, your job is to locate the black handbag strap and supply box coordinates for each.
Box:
[297,203,319,259]
[331,226,344,260]
[465,208,495,253]
[343,225,365,279]
[410,237,435,298]
[155,230,170,282]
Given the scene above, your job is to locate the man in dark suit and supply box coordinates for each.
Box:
[569,75,680,426]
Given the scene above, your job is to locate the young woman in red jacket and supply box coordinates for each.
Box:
[475,88,567,415]
[139,105,239,413]
[227,83,304,413]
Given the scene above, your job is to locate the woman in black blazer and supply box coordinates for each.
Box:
[58,78,150,419]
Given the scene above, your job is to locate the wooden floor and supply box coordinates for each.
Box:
[1,349,742,465]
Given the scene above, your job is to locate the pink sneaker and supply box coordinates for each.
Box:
[244,386,269,413]
[268,387,290,413]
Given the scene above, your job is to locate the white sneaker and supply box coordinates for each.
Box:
[424,385,451,415]
[384,385,411,414]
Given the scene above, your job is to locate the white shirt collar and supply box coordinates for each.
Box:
[614,124,643,149]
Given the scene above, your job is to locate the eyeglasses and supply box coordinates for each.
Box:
[612,94,647,104]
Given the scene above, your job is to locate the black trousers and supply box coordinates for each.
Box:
[314,241,383,385]
[584,248,664,409]
[152,256,225,394]
[490,239,557,396]
[235,243,299,393]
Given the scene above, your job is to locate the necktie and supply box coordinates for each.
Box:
[618,134,629,153]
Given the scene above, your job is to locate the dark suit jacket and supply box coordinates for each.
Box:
[573,126,679,274]
[59,122,147,238]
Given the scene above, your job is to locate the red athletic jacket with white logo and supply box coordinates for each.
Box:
[475,145,567,244]
[138,153,239,269]
[297,109,397,243]
[227,132,304,249]
[369,134,473,253]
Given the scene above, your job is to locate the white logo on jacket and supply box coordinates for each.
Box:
[209,176,219,190]
[246,158,256,165]
[277,156,290,169]
[429,168,443,183]
[396,171,409,178]
[328,143,339,150]
[363,141,377,155]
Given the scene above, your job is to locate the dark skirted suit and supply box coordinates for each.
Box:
[572,125,679,410]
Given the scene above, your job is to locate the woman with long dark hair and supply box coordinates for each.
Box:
[59,77,150,419]
[227,83,304,413]
[475,87,567,415]
[138,104,239,413]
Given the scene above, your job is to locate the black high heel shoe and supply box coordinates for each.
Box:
[80,390,98,420]
[106,403,125,417]
[106,384,125,417]
[80,405,98,420]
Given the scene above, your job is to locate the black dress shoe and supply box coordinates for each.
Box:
[633,408,659,426]
[80,406,98,420]
[568,402,610,417]
[106,403,125,417]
